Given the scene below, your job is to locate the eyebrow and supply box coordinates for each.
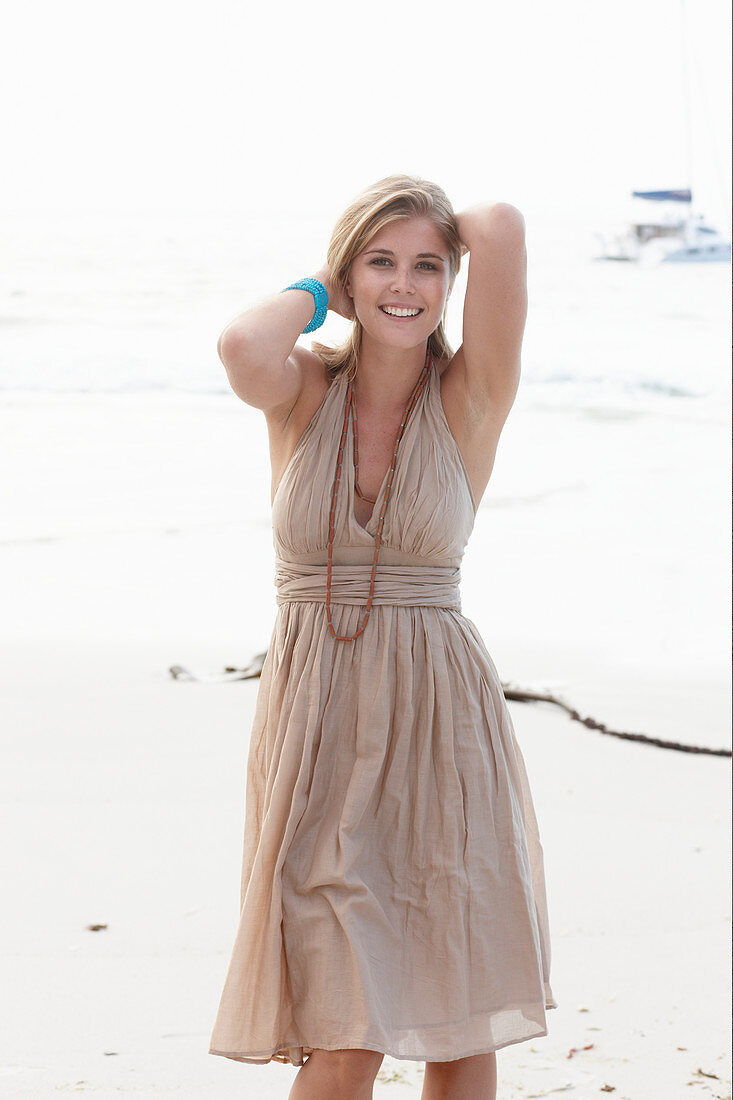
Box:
[364,248,446,262]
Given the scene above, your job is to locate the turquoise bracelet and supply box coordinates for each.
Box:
[281,277,329,333]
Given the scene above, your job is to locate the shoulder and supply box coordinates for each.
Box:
[293,343,333,419]
[292,342,332,396]
[438,345,513,461]
[434,346,513,509]
[437,346,511,429]
[264,345,335,500]
[265,344,331,427]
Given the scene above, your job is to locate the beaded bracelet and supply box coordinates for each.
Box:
[281,277,329,333]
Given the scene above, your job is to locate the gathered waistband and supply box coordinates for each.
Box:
[274,559,462,611]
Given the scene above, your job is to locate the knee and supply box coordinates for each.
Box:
[309,1047,384,1087]
[424,1051,497,1096]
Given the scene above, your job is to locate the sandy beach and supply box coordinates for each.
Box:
[1,0,731,1081]
[0,195,730,1098]
[1,376,730,1098]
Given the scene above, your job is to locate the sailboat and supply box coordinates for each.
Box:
[595,189,731,263]
[595,1,731,264]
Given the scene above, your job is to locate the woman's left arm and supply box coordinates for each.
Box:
[454,202,528,417]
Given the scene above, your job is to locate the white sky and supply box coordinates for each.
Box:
[2,0,730,227]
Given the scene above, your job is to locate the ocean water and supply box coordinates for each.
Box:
[0,207,730,419]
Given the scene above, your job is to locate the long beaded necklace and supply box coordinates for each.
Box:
[325,345,432,642]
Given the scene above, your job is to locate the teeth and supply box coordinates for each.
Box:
[382,306,421,317]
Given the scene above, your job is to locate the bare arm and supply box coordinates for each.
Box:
[453,202,528,416]
[217,264,346,413]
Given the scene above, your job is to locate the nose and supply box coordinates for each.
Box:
[389,264,416,295]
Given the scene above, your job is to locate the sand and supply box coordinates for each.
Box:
[1,377,730,1098]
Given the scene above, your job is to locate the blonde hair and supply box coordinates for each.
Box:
[311,174,463,382]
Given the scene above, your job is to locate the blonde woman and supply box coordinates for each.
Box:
[209,175,557,1100]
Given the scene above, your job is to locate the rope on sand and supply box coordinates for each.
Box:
[168,655,731,758]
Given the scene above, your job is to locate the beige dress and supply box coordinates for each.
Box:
[209,358,557,1067]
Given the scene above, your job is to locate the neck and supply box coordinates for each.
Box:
[352,335,430,414]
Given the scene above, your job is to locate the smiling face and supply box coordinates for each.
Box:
[346,215,453,346]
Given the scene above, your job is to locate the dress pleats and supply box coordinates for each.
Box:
[209,361,557,1066]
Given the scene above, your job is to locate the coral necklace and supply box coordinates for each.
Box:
[325,345,432,642]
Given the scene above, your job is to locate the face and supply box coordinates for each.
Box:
[346,216,452,345]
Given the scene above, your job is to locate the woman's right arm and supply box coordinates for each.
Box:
[217,263,340,413]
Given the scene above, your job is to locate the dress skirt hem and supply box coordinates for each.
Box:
[209,994,558,1067]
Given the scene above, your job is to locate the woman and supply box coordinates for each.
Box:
[209,174,557,1100]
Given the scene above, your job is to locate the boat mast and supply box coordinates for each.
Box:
[679,0,695,237]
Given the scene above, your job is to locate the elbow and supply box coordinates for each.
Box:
[218,323,258,376]
[490,202,525,226]
[217,325,256,398]
[217,324,245,370]
[483,203,526,243]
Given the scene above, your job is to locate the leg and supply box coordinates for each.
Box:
[420,1051,497,1100]
[288,1047,385,1100]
